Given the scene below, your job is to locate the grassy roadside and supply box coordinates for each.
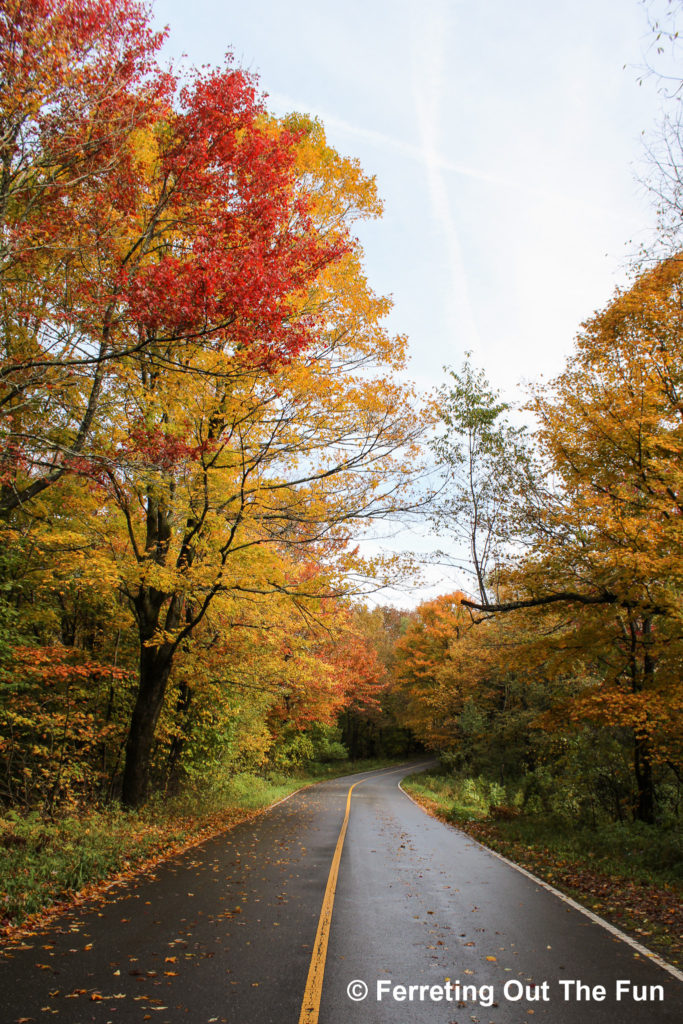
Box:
[0,758,395,938]
[402,772,683,970]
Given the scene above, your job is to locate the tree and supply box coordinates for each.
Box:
[520,258,683,821]
[329,604,415,759]
[429,358,533,605]
[1,4,350,523]
[82,113,425,806]
[393,593,471,752]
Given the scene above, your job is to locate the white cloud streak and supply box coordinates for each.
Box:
[266,92,628,223]
[409,0,479,349]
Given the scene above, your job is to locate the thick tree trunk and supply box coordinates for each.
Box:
[622,615,657,825]
[121,643,174,807]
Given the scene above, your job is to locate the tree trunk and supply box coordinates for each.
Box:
[622,614,657,825]
[121,643,174,807]
[634,733,655,824]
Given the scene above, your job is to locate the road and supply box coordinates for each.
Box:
[1,763,681,1023]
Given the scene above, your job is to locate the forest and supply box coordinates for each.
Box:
[0,0,680,957]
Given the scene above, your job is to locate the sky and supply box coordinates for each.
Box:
[151,0,672,603]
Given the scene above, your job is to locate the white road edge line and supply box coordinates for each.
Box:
[397,778,683,984]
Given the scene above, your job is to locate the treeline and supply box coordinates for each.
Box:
[387,258,683,827]
[0,0,423,812]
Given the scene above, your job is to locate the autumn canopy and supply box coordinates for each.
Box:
[0,0,422,808]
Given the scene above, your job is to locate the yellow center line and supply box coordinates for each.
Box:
[298,777,364,1024]
[298,765,413,1024]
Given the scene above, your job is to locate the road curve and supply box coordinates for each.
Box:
[1,763,681,1023]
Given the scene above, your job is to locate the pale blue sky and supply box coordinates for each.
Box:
[151,0,670,601]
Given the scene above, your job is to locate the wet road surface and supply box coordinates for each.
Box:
[1,763,681,1023]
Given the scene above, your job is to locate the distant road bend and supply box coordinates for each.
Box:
[1,763,682,1023]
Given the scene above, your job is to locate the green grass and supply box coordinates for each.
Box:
[403,772,488,822]
[0,757,398,930]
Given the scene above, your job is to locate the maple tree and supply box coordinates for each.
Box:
[0,105,424,808]
[0,1,426,811]
[152,590,367,786]
[0,0,166,288]
[392,593,473,752]
[113,111,425,806]
[0,3,347,520]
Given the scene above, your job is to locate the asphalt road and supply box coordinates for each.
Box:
[1,763,681,1024]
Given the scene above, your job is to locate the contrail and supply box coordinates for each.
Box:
[267,92,626,222]
[410,0,479,349]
